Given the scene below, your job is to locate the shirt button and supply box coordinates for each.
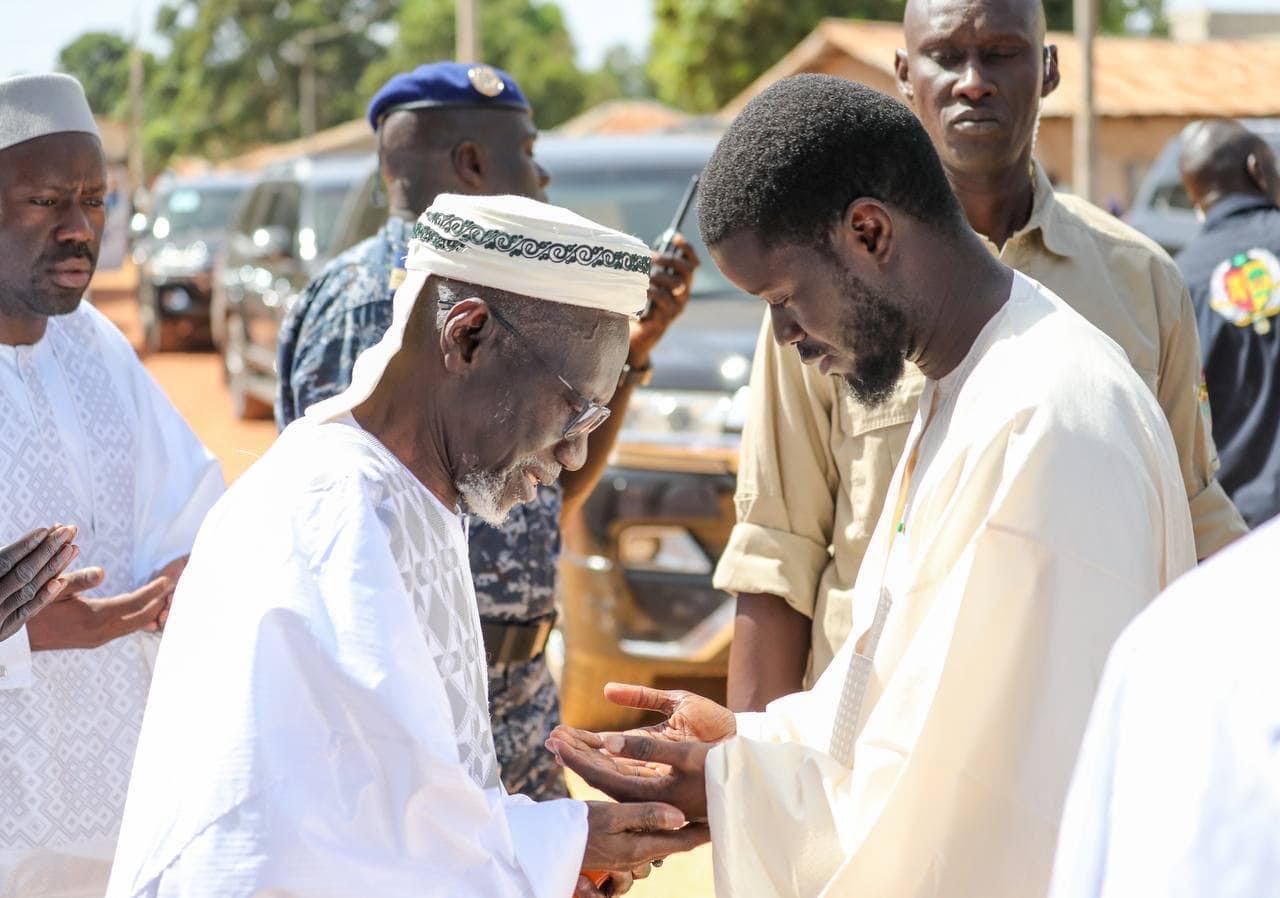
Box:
[0,665,7,678]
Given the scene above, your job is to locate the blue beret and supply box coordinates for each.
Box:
[367,62,529,131]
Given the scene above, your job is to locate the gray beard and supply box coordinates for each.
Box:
[456,469,510,528]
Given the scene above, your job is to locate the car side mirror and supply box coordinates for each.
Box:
[250,225,294,260]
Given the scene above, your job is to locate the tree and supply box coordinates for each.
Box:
[362,0,588,129]
[583,44,655,110]
[144,0,395,160]
[57,32,137,116]
[1044,0,1167,34]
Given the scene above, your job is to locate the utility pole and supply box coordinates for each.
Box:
[299,33,317,137]
[282,2,395,138]
[457,0,480,62]
[1073,0,1098,203]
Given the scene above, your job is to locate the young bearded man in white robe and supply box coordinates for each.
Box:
[548,75,1196,898]
[106,194,708,898]
[0,73,224,896]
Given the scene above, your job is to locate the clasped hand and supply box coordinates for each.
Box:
[548,681,737,881]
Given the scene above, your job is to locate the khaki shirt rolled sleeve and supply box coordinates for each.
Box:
[713,316,839,618]
[715,522,833,618]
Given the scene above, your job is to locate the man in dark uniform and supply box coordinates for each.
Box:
[276,62,697,800]
[1177,119,1280,528]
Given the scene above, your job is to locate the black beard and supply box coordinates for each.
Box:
[835,271,910,408]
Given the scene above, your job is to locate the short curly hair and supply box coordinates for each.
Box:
[699,75,965,249]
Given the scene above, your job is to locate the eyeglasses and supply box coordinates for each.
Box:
[486,305,612,441]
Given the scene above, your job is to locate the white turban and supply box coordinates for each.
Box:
[307,193,651,422]
[0,73,100,153]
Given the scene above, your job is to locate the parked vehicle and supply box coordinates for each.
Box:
[1127,118,1280,256]
[211,154,374,419]
[133,172,250,353]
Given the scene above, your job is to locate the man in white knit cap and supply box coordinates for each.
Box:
[107,195,708,898]
[0,74,224,897]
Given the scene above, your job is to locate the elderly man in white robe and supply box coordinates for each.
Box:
[548,76,1196,898]
[0,73,224,897]
[1050,516,1280,898]
[107,194,708,898]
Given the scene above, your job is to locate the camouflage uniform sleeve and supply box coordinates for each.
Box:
[276,265,394,429]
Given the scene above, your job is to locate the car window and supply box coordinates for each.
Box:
[306,183,359,258]
[152,186,245,240]
[1151,181,1193,212]
[261,183,302,235]
[234,184,271,235]
[545,170,735,298]
[353,173,387,245]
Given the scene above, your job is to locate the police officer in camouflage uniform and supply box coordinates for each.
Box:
[276,62,697,800]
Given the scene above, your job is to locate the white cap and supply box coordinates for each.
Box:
[0,73,100,153]
[306,193,651,422]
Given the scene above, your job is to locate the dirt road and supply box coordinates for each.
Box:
[98,293,716,897]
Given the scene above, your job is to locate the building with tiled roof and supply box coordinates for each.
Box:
[724,18,1280,206]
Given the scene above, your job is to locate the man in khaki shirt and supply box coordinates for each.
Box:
[716,0,1247,708]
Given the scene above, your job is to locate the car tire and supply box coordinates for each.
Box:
[225,314,273,421]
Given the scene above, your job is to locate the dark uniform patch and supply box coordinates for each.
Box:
[277,217,568,799]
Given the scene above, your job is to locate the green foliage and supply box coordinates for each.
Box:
[587,45,655,106]
[56,32,139,117]
[360,0,589,129]
[145,0,394,159]
[648,0,906,114]
[1044,0,1168,35]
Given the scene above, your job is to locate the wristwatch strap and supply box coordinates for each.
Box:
[619,362,653,388]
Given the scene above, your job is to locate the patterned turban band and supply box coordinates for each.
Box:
[307,193,651,422]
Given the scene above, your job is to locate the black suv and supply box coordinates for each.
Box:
[133,171,250,352]
[212,154,374,418]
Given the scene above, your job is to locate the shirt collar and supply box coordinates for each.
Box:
[1016,161,1078,258]
[975,161,1077,259]
[1204,193,1278,228]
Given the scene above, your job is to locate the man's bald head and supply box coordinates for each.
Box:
[904,0,1046,42]
[1179,119,1280,213]
[378,105,548,217]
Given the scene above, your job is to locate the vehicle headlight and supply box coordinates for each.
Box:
[620,386,750,447]
[617,525,712,575]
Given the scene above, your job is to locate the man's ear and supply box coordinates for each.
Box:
[894,49,913,100]
[452,140,487,191]
[439,297,493,373]
[834,199,894,268]
[1042,45,1061,98]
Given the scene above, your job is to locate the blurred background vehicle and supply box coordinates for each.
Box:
[1126,118,1280,256]
[211,153,375,419]
[131,171,251,353]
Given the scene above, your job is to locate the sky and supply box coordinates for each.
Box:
[3,0,1275,78]
[0,0,655,77]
